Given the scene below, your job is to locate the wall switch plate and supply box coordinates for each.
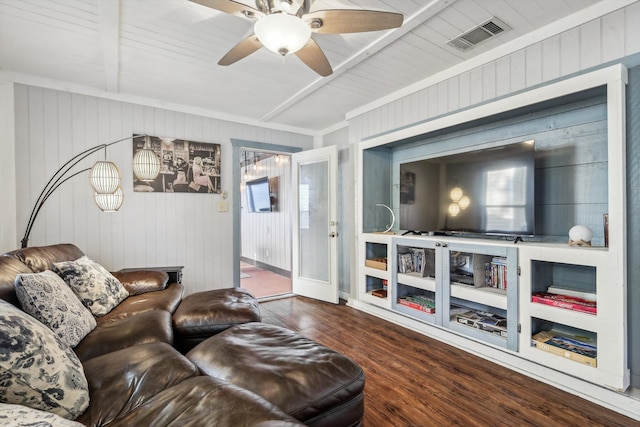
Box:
[218,201,229,212]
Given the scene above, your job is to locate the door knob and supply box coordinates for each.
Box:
[329,232,338,237]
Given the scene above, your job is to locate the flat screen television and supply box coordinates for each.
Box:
[246,176,271,213]
[399,140,535,236]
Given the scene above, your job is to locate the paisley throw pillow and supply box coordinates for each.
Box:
[53,256,129,317]
[15,270,97,347]
[0,403,84,426]
[0,300,89,420]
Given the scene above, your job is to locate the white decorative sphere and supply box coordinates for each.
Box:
[569,225,593,243]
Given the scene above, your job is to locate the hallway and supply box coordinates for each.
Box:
[240,261,291,298]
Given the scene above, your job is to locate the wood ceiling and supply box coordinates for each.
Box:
[0,0,607,134]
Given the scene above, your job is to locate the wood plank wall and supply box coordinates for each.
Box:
[348,3,640,143]
[626,65,640,387]
[388,94,608,244]
[13,85,312,294]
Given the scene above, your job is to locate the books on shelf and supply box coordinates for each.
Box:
[484,256,507,290]
[398,295,435,314]
[398,248,432,276]
[369,280,388,298]
[454,309,507,338]
[371,289,387,298]
[531,330,597,367]
[398,252,414,274]
[547,285,596,301]
[531,292,597,314]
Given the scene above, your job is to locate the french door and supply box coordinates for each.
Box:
[291,146,338,303]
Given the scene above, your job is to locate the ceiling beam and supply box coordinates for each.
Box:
[259,0,457,123]
[98,0,120,93]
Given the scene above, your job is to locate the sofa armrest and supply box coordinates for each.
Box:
[111,270,169,296]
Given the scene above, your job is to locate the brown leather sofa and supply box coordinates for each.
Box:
[0,244,365,426]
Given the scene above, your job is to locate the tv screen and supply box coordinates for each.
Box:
[246,176,271,213]
[399,140,535,236]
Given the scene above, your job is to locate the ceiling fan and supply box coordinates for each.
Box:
[190,0,404,76]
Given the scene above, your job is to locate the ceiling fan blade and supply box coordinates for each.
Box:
[295,38,333,77]
[189,0,262,19]
[304,10,403,34]
[218,34,263,66]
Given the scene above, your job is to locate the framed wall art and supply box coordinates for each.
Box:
[133,135,221,194]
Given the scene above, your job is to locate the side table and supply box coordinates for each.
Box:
[118,266,184,285]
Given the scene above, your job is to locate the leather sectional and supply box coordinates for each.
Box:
[0,243,365,426]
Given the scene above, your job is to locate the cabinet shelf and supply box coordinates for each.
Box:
[397,273,436,292]
[529,303,598,331]
[394,302,437,323]
[450,283,508,310]
[448,320,508,348]
[364,266,389,280]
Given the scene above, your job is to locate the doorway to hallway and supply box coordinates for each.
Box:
[239,149,292,299]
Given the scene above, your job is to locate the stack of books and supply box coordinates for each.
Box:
[397,295,435,314]
[484,256,507,290]
[371,289,387,298]
[454,309,508,338]
[547,285,596,301]
[532,285,596,314]
[531,330,597,367]
[398,248,431,276]
[531,292,596,314]
[370,279,388,298]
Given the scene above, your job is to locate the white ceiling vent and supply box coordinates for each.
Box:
[447,17,510,51]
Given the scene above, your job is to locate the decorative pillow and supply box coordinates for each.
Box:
[0,300,89,420]
[53,256,129,317]
[15,270,97,347]
[0,403,84,426]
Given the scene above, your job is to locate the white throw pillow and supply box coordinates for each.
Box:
[15,270,97,347]
[53,256,129,317]
[0,403,84,426]
[0,300,90,420]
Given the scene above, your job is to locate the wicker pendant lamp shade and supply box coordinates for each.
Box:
[21,134,162,248]
[94,186,124,212]
[133,146,161,182]
[89,161,121,193]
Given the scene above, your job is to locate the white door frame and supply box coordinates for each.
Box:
[230,139,302,289]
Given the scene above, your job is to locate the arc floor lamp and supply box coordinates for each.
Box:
[21,134,161,248]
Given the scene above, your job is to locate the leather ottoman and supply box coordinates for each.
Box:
[172,288,261,352]
[187,322,365,427]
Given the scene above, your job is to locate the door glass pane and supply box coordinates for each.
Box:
[299,161,329,282]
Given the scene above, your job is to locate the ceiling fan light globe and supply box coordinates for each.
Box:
[254,13,311,56]
[278,0,293,13]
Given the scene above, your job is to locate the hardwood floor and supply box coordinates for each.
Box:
[259,297,638,427]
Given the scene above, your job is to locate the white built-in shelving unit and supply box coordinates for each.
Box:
[351,65,630,408]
